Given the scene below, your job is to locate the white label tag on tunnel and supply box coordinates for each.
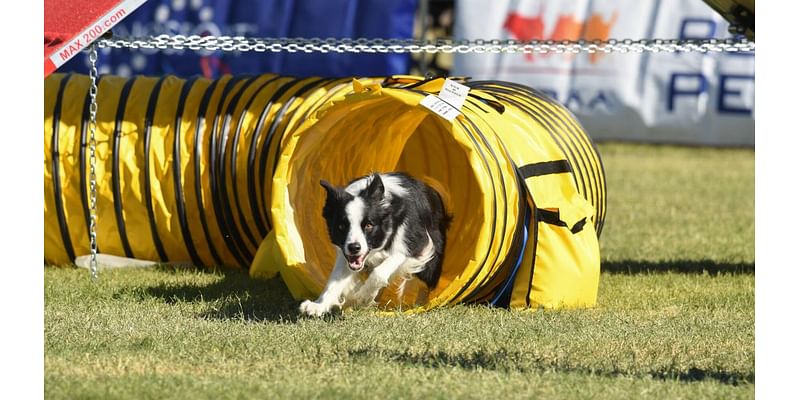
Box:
[420,95,461,122]
[438,79,470,111]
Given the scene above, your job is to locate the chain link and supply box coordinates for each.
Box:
[87,43,99,281]
[97,35,755,54]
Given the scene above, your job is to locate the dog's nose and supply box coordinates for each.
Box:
[346,243,361,254]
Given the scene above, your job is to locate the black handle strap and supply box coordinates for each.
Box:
[536,208,587,234]
[519,160,572,178]
[521,159,584,234]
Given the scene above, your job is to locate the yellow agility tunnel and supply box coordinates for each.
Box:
[44,72,606,310]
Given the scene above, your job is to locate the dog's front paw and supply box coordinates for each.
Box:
[299,300,332,317]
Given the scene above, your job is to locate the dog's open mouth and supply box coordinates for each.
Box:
[346,254,366,271]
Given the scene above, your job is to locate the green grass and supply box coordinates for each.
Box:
[599,143,754,265]
[45,143,755,399]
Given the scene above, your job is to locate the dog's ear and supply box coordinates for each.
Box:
[365,174,384,202]
[320,180,339,200]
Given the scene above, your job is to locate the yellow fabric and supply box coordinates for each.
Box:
[44,73,605,311]
[44,73,65,263]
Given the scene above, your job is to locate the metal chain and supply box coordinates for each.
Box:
[97,35,755,54]
[87,43,99,281]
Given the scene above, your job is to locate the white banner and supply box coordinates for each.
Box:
[453,0,755,146]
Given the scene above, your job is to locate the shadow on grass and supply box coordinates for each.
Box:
[348,347,753,386]
[122,258,752,323]
[601,260,754,275]
[134,267,302,322]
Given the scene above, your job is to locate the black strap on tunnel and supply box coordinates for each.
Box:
[519,160,572,178]
[193,79,224,266]
[521,158,586,234]
[208,75,254,267]
[111,77,137,258]
[172,77,203,266]
[536,208,587,234]
[229,75,281,242]
[247,78,305,236]
[142,77,169,262]
[468,93,505,114]
[51,73,76,262]
[213,75,262,264]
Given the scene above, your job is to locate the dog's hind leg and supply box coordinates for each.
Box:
[300,252,357,317]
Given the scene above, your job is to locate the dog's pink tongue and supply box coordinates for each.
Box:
[347,255,365,270]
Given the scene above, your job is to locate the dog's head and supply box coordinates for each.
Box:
[320,174,393,272]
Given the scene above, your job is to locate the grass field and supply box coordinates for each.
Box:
[44,143,755,399]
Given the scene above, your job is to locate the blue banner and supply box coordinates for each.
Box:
[59,0,417,78]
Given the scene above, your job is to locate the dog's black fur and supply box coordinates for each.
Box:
[320,172,451,289]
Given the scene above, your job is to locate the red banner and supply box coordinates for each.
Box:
[44,0,147,77]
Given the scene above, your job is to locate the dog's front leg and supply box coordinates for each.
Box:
[352,254,406,307]
[299,252,357,317]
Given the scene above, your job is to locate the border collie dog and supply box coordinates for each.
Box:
[299,172,451,317]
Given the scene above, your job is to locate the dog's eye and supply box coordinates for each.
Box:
[364,222,374,232]
[337,223,347,231]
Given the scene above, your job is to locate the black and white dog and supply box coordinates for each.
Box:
[299,172,451,316]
